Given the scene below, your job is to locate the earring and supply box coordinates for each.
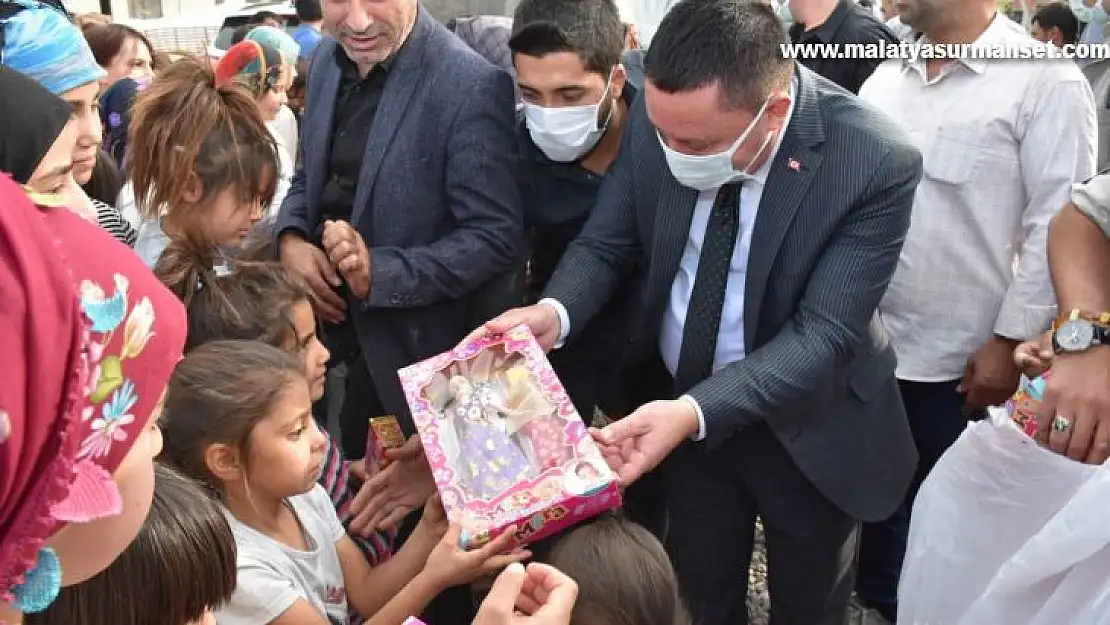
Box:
[11,547,62,613]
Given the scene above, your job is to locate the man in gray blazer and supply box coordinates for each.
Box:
[276,0,523,457]
[475,1,920,622]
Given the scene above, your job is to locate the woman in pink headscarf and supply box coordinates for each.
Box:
[0,167,187,623]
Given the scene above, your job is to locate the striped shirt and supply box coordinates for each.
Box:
[92,198,137,247]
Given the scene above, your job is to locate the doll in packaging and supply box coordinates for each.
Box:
[400,326,622,549]
[421,346,561,502]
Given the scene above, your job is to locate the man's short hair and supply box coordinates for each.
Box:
[294,0,322,23]
[249,10,279,24]
[1033,2,1079,46]
[509,0,624,75]
[230,24,250,45]
[646,0,793,110]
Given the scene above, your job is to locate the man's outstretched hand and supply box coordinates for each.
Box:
[463,303,562,352]
[591,399,700,485]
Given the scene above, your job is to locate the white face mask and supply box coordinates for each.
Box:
[1072,0,1108,23]
[657,97,778,192]
[524,76,613,162]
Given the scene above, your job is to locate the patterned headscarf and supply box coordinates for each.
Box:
[99,77,146,172]
[0,175,187,612]
[214,39,284,99]
[245,24,300,64]
[0,0,106,96]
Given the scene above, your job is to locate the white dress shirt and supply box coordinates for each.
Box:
[859,15,1097,382]
[544,83,797,441]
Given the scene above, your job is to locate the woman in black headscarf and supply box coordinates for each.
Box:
[0,65,137,244]
[0,66,89,210]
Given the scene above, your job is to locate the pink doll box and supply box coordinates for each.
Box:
[398,324,622,550]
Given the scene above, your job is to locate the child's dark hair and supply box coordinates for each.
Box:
[129,57,277,277]
[160,340,307,491]
[25,463,237,625]
[169,260,310,352]
[546,515,691,625]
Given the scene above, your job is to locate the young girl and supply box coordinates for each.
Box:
[214,38,295,218]
[25,463,237,625]
[0,173,187,622]
[543,515,691,625]
[156,252,396,580]
[159,341,529,625]
[127,56,278,274]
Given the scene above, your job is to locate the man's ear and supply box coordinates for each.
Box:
[611,64,628,103]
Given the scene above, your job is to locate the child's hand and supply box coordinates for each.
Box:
[415,493,448,538]
[1014,331,1054,378]
[349,439,437,536]
[422,524,531,591]
[472,562,578,625]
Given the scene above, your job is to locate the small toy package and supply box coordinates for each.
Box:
[364,414,406,471]
[1006,372,1049,438]
[398,325,621,550]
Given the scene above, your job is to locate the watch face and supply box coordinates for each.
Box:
[1057,319,1096,352]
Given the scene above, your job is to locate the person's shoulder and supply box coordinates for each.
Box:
[843,7,899,43]
[811,72,919,161]
[427,22,500,77]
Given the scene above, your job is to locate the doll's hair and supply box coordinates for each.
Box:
[159,340,307,491]
[129,56,277,286]
[25,463,237,625]
[155,257,310,352]
[546,515,692,625]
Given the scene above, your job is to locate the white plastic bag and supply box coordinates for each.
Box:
[898,408,1110,625]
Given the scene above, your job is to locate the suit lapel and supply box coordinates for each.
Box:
[350,8,434,226]
[307,45,341,208]
[742,67,825,350]
[642,177,699,334]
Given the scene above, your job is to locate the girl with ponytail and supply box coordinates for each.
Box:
[127,56,278,294]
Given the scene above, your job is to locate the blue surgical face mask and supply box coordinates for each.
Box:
[1072,0,1108,23]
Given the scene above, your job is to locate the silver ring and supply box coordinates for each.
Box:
[1052,415,1072,432]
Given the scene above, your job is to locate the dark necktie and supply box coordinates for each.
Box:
[674,183,742,395]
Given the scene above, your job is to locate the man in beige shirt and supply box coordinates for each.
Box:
[855,0,1097,619]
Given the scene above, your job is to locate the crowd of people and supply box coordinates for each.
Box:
[2,0,1110,623]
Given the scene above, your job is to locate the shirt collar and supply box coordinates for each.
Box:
[901,12,1016,78]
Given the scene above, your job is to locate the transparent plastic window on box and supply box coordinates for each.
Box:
[399,325,621,550]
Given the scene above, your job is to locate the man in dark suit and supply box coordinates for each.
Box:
[474,1,921,623]
[276,0,523,456]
